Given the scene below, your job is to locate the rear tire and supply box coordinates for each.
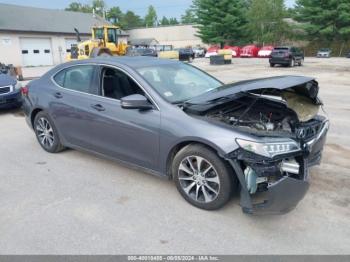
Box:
[298,59,304,66]
[270,63,275,67]
[172,144,235,210]
[34,112,65,153]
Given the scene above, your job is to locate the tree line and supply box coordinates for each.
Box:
[65,0,187,28]
[65,0,350,54]
[192,0,350,54]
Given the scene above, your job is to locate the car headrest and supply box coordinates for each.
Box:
[70,70,85,83]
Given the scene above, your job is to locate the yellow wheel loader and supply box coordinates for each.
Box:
[66,25,128,61]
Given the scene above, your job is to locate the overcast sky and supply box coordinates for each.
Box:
[0,0,296,19]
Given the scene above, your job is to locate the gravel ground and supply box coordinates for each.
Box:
[0,57,349,254]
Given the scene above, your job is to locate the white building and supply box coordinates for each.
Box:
[0,3,128,67]
[127,24,205,48]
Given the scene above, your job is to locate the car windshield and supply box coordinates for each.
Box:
[137,63,222,103]
[319,48,330,52]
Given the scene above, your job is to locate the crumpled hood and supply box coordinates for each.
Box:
[0,73,16,87]
[187,76,319,104]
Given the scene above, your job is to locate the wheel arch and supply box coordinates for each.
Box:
[30,107,44,128]
[165,139,228,179]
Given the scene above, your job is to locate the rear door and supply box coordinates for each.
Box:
[50,64,100,148]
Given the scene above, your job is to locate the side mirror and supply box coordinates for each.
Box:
[121,94,154,110]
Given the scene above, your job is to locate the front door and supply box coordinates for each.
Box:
[81,66,161,171]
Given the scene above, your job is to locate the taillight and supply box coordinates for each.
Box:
[21,86,29,96]
[284,52,290,58]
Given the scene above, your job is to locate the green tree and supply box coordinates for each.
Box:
[92,0,106,16]
[65,2,92,13]
[295,0,350,55]
[107,7,124,26]
[181,8,197,24]
[193,0,248,46]
[169,18,179,25]
[65,1,107,16]
[247,0,289,45]
[285,7,297,18]
[123,10,144,29]
[160,16,170,26]
[144,5,158,27]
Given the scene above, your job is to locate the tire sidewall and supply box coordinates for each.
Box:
[290,58,295,67]
[172,144,234,210]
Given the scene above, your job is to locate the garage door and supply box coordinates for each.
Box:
[20,38,53,67]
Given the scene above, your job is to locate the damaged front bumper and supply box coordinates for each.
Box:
[226,120,329,215]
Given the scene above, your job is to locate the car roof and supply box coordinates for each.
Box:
[65,56,179,69]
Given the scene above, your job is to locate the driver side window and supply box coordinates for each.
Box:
[100,67,144,100]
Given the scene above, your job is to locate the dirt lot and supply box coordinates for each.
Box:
[0,58,349,254]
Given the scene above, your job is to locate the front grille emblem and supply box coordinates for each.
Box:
[296,128,307,139]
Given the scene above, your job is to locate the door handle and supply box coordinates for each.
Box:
[54,92,63,99]
[91,104,105,112]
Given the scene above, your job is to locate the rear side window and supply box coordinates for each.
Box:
[53,65,95,94]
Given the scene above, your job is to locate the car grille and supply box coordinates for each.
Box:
[0,85,11,95]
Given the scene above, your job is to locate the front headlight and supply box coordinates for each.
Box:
[236,138,301,158]
[14,82,22,90]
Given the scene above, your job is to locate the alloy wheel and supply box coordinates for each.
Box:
[36,117,55,148]
[178,155,220,203]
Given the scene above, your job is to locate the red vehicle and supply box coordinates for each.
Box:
[240,45,260,58]
[258,45,274,58]
[205,46,220,58]
[224,46,241,57]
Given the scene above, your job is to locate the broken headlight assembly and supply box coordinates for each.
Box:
[236,138,301,158]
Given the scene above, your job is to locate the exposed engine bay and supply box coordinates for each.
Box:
[201,91,322,139]
[183,77,324,140]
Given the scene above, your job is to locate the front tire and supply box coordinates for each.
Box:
[34,112,65,153]
[289,58,295,67]
[172,144,235,210]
